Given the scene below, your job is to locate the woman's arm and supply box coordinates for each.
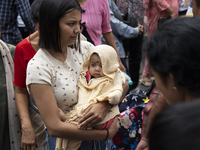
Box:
[78,81,129,129]
[29,83,119,140]
[164,7,175,18]
[136,92,168,150]
[154,0,176,18]
[15,86,38,149]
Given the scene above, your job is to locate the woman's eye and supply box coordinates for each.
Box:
[92,64,95,67]
[68,23,74,26]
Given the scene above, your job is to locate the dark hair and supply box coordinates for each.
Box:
[195,0,200,8]
[30,0,43,24]
[38,0,82,53]
[146,17,200,94]
[0,23,2,39]
[149,98,200,150]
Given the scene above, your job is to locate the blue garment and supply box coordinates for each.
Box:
[0,0,35,45]
[78,140,109,150]
[101,0,139,59]
[46,130,56,150]
[46,129,111,150]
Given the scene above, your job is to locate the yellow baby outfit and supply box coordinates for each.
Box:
[56,45,125,150]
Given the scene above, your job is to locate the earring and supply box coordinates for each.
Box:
[173,86,177,90]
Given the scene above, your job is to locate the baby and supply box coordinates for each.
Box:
[56,45,125,150]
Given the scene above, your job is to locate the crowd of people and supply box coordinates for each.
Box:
[1,0,200,150]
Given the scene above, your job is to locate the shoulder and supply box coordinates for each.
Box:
[79,41,95,62]
[28,49,46,66]
[80,40,95,54]
[27,49,53,76]
[15,38,33,54]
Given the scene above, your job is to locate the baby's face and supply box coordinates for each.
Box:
[89,54,105,78]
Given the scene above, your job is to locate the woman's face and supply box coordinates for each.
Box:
[152,69,184,105]
[59,9,81,47]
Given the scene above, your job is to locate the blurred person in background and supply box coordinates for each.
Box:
[0,0,35,46]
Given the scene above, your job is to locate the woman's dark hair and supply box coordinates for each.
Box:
[146,17,200,94]
[0,24,2,39]
[38,0,82,53]
[149,98,200,150]
[30,0,43,24]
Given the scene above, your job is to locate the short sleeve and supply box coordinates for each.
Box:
[13,39,36,88]
[80,41,95,62]
[154,0,170,12]
[101,0,112,33]
[26,56,53,94]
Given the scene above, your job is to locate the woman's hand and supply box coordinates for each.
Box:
[135,137,149,150]
[58,108,68,122]
[21,125,38,150]
[107,116,120,140]
[78,102,111,129]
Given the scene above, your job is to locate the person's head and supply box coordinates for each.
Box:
[192,0,200,16]
[38,0,82,53]
[149,99,200,150]
[83,45,119,79]
[0,24,2,39]
[89,53,105,78]
[30,0,43,27]
[146,17,200,105]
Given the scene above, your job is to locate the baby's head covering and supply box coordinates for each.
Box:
[82,44,119,79]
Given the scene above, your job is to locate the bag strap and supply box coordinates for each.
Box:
[81,22,95,46]
[144,80,156,97]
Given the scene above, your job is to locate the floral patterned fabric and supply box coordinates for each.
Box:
[111,81,156,150]
[111,91,148,150]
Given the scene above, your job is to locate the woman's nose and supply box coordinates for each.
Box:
[75,24,81,34]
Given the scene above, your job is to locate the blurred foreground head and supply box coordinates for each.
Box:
[146,17,200,104]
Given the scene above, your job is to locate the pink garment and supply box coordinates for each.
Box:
[81,0,112,46]
[86,70,91,82]
[99,118,114,130]
[143,0,179,77]
[143,57,153,77]
[147,0,179,36]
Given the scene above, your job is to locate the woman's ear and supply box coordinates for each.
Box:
[169,73,176,87]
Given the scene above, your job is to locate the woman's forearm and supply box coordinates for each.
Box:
[30,83,118,141]
[164,7,175,18]
[49,121,108,140]
[15,86,33,128]
[102,31,120,62]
